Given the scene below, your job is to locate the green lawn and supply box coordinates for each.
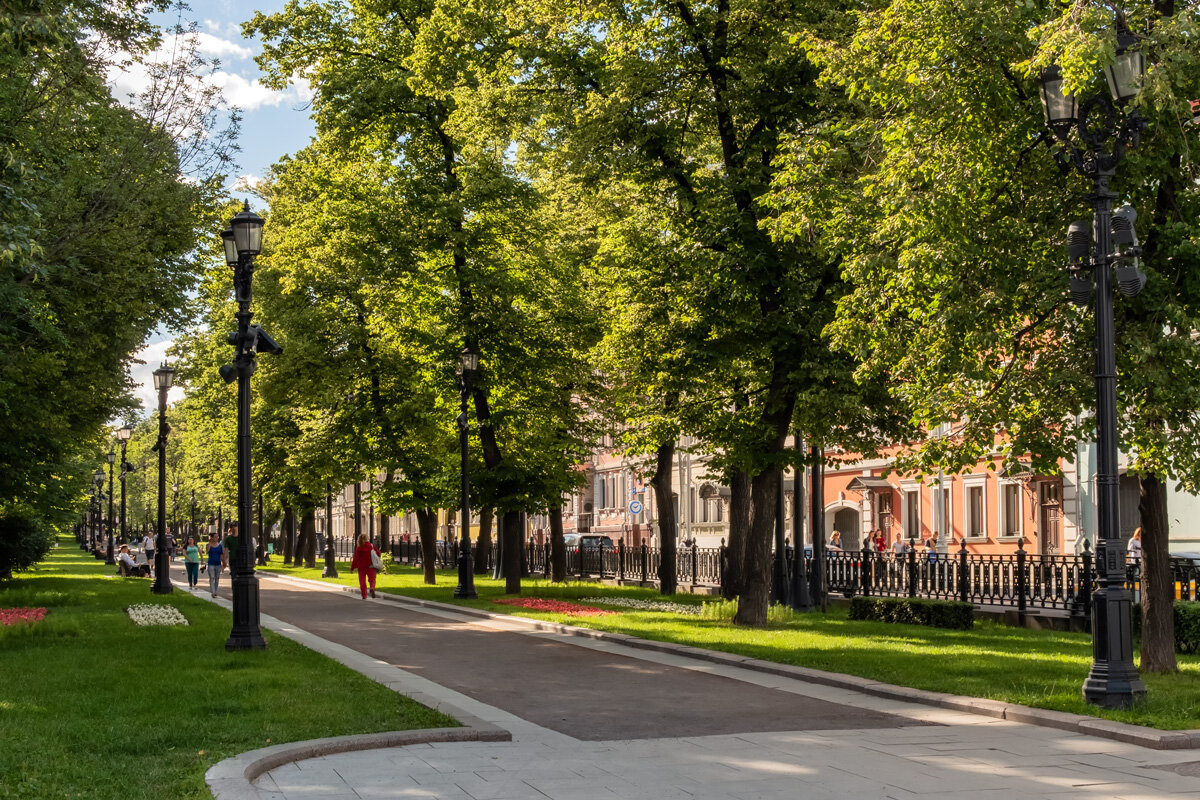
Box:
[0,540,455,800]
[263,556,1200,731]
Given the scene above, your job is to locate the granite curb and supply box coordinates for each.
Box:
[205,726,511,800]
[256,570,1200,751]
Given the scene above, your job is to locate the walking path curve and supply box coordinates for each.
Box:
[169,565,1200,800]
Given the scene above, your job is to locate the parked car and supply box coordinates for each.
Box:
[580,534,615,550]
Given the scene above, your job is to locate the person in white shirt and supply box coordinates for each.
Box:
[142,533,155,577]
[117,545,147,577]
[1127,527,1143,563]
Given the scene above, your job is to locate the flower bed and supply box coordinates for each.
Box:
[492,597,615,616]
[581,596,702,615]
[126,604,188,626]
[0,607,47,626]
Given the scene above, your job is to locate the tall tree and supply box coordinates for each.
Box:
[773,0,1200,668]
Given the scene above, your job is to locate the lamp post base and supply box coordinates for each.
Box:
[150,551,173,594]
[1082,587,1146,709]
[454,548,477,598]
[225,571,268,650]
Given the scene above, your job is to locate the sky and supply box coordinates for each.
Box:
[109,0,317,413]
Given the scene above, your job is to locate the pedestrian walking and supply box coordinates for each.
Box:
[205,531,227,597]
[351,533,381,599]
[142,532,155,577]
[183,536,201,590]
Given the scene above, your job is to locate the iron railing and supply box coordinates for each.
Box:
[297,536,1199,618]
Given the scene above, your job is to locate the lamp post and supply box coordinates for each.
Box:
[151,362,175,595]
[105,448,116,565]
[117,425,132,545]
[1039,16,1147,709]
[323,484,338,578]
[220,201,273,651]
[454,345,479,599]
[90,471,104,554]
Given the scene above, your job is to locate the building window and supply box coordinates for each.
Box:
[940,487,951,539]
[966,485,985,536]
[1000,481,1021,537]
[904,489,919,538]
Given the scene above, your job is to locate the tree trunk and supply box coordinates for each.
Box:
[281,503,295,564]
[549,506,566,582]
[1139,473,1177,672]
[416,508,438,584]
[475,506,493,574]
[378,471,394,551]
[300,506,318,568]
[722,468,751,599]
[502,509,522,594]
[650,439,677,595]
[734,466,780,625]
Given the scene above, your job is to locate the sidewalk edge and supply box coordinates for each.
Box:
[256,569,1200,751]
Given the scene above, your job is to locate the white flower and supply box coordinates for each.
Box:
[126,603,189,626]
[580,597,702,615]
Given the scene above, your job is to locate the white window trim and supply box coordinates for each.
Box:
[997,478,1024,540]
[899,479,922,540]
[962,474,989,539]
[935,484,953,540]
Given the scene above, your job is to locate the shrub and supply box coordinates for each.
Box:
[848,596,975,630]
[0,515,55,580]
[1132,601,1200,654]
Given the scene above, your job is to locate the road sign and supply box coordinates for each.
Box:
[629,500,643,515]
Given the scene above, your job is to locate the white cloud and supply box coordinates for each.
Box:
[193,32,253,61]
[106,31,305,113]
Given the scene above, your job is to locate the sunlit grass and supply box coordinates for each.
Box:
[263,557,1200,730]
[0,538,456,800]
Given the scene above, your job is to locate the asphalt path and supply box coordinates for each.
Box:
[185,566,928,741]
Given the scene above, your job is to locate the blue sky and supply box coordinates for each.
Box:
[110,1,317,412]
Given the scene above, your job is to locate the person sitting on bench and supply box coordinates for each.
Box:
[117,545,149,577]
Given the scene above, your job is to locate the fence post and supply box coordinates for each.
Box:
[618,537,625,582]
[719,538,726,590]
[641,543,648,583]
[907,537,917,598]
[860,533,871,597]
[959,537,969,604]
[691,540,699,587]
[1016,537,1027,621]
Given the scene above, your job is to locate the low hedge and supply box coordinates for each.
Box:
[1132,601,1200,654]
[848,596,975,630]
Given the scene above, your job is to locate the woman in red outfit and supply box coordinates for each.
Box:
[350,533,381,599]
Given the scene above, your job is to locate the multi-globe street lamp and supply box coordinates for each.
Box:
[219,202,275,651]
[105,447,116,565]
[1038,16,1148,709]
[454,346,479,599]
[116,424,132,545]
[151,363,175,595]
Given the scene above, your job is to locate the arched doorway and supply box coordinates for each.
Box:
[824,502,862,547]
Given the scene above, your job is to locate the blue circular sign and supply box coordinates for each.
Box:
[629,500,643,515]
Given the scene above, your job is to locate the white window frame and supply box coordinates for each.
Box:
[939,485,952,540]
[962,474,988,539]
[998,478,1024,540]
[900,480,921,541]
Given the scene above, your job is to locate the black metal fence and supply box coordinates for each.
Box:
[303,536,1198,618]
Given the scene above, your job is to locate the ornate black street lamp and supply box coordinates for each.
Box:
[219,202,275,650]
[105,448,116,565]
[1039,16,1147,709]
[91,470,105,554]
[454,345,479,599]
[117,425,132,545]
[151,362,175,595]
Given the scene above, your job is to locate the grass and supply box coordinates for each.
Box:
[0,539,456,800]
[263,556,1200,731]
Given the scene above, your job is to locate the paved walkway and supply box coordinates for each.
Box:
[172,565,1200,800]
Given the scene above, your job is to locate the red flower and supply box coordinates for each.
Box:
[0,607,47,626]
[492,597,615,616]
